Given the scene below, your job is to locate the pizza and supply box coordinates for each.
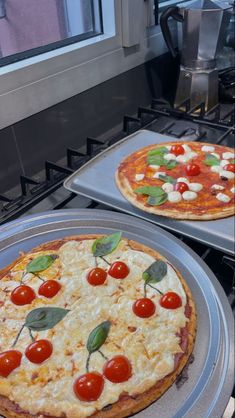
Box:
[0,233,196,418]
[116,141,235,220]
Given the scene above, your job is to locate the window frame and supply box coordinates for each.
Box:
[0,0,104,67]
[0,0,174,130]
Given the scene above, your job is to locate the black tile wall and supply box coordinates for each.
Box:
[0,126,24,194]
[0,53,178,193]
[13,62,154,177]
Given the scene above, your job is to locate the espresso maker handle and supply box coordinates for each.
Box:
[160,6,183,58]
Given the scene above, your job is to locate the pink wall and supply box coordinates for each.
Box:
[0,0,64,58]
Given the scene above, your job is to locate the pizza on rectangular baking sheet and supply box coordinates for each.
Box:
[0,233,196,418]
[116,141,235,220]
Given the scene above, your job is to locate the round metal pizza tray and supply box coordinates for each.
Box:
[0,209,233,418]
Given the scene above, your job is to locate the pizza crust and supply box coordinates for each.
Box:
[116,142,235,220]
[0,236,197,418]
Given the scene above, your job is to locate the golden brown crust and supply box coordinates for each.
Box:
[116,141,235,220]
[0,236,197,418]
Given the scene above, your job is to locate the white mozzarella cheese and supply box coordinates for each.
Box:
[231,187,235,193]
[211,165,223,173]
[201,145,215,152]
[211,152,220,159]
[220,170,235,179]
[162,182,174,193]
[182,144,191,153]
[220,159,229,167]
[188,151,197,159]
[188,183,203,192]
[216,193,231,203]
[167,191,182,202]
[222,152,235,160]
[182,191,197,201]
[175,155,188,163]
[177,177,189,184]
[0,240,188,418]
[176,151,197,163]
[166,145,172,150]
[149,165,160,170]
[163,153,176,161]
[211,184,225,190]
[135,174,145,181]
[153,171,166,179]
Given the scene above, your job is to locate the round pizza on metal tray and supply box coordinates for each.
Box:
[0,233,196,418]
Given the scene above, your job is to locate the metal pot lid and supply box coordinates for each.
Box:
[0,209,233,418]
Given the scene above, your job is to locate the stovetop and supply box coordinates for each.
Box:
[0,99,234,301]
[0,97,234,411]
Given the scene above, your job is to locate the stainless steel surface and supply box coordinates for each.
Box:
[161,0,232,110]
[64,130,235,255]
[175,66,219,111]
[0,209,234,418]
[178,0,231,110]
[180,0,231,69]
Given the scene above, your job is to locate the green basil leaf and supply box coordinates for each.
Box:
[25,307,69,331]
[148,147,168,156]
[165,160,178,170]
[231,159,235,164]
[26,255,57,273]
[158,175,176,184]
[147,155,164,166]
[134,186,165,197]
[143,260,167,284]
[147,194,168,206]
[204,154,220,166]
[92,232,122,257]
[87,321,111,354]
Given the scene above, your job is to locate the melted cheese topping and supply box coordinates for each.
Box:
[0,240,188,418]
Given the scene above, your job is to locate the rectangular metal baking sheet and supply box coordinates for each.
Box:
[64,130,234,255]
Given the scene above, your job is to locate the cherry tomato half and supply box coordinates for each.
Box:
[159,292,182,309]
[38,280,61,298]
[87,268,107,286]
[108,262,129,279]
[11,285,36,306]
[185,163,200,176]
[73,372,104,401]
[103,355,132,383]
[171,144,185,156]
[174,182,189,194]
[224,163,235,173]
[0,350,22,378]
[25,339,53,364]
[132,298,156,318]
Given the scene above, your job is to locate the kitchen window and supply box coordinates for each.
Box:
[0,0,103,67]
[0,0,170,130]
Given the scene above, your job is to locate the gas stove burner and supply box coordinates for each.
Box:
[165,125,207,140]
[178,127,207,141]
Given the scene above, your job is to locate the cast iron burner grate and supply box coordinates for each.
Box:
[0,98,234,226]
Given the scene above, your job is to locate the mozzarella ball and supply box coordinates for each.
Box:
[202,145,215,152]
[222,152,235,160]
[182,191,197,201]
[167,191,182,203]
[220,170,235,179]
[216,193,231,203]
[211,184,225,190]
[163,153,176,161]
[162,183,174,193]
[211,166,223,173]
[188,183,203,192]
